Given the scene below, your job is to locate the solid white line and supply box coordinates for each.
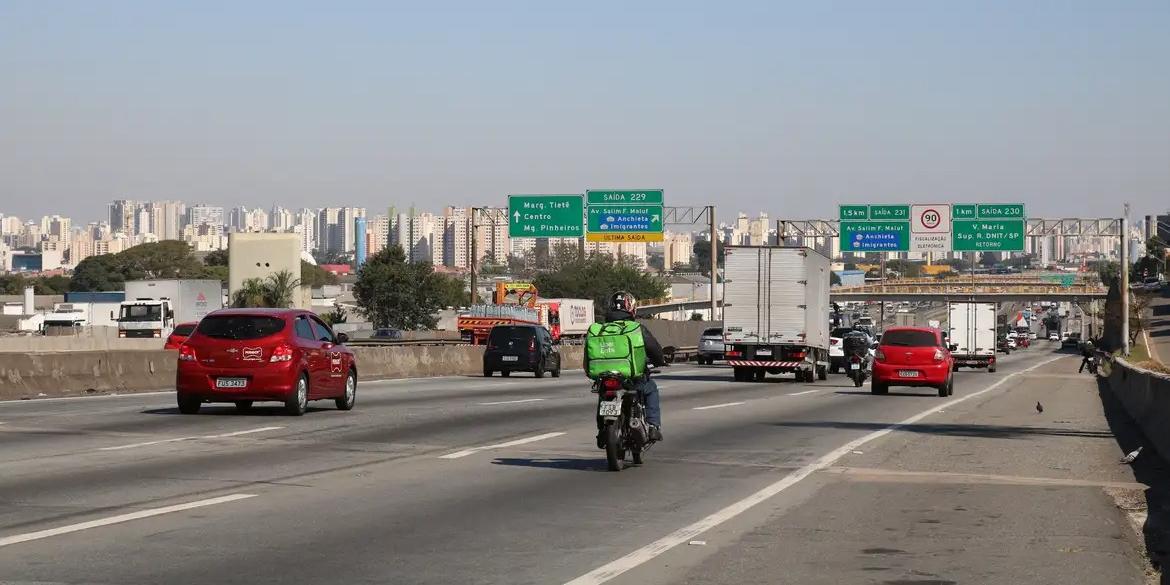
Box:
[99,426,284,451]
[98,436,197,451]
[0,390,173,406]
[562,354,1065,585]
[478,398,545,406]
[692,401,745,411]
[788,390,820,396]
[0,493,257,548]
[203,426,284,438]
[439,431,567,459]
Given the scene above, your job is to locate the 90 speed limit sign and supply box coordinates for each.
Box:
[911,204,950,233]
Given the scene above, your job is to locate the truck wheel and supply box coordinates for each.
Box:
[871,382,889,395]
[754,369,766,382]
[988,364,997,373]
[817,365,828,381]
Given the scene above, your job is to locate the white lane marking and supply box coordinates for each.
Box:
[99,426,284,451]
[788,390,820,396]
[692,401,745,411]
[563,354,1065,585]
[478,398,545,406]
[203,426,284,438]
[98,436,198,451]
[439,431,567,459]
[0,493,256,548]
[0,390,173,406]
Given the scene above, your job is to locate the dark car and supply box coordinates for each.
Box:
[483,325,561,378]
[176,309,357,415]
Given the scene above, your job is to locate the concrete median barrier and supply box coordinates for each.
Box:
[1104,356,1170,458]
[0,345,588,401]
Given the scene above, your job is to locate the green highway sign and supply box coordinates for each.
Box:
[976,204,1025,219]
[586,204,664,242]
[839,205,868,221]
[839,221,910,252]
[952,204,977,219]
[869,205,910,220]
[952,219,1026,252]
[507,194,584,238]
[586,189,664,205]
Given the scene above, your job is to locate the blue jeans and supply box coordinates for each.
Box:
[635,377,661,427]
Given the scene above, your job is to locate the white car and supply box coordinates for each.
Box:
[1048,333,1060,341]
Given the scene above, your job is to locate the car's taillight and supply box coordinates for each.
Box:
[725,350,742,358]
[933,349,944,362]
[875,348,886,362]
[529,338,536,351]
[793,351,807,359]
[178,345,197,362]
[270,344,294,363]
[830,338,839,346]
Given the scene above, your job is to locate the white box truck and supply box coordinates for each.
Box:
[947,301,997,372]
[723,246,831,382]
[538,298,594,340]
[118,279,223,339]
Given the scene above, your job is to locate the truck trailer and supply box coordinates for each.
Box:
[117,280,223,339]
[723,246,831,383]
[947,301,997,372]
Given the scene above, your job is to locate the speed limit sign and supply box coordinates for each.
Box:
[911,204,952,253]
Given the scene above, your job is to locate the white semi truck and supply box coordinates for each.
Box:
[117,280,223,339]
[947,301,998,372]
[723,246,831,383]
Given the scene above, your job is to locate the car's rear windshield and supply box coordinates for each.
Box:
[172,323,196,336]
[196,315,286,340]
[702,328,722,337]
[881,330,938,347]
[489,326,535,342]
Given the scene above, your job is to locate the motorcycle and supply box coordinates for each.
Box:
[843,336,870,388]
[594,370,660,472]
[1085,355,1098,374]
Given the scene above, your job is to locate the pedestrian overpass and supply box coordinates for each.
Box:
[829,279,1108,303]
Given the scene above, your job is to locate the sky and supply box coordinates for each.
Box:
[2,0,1168,223]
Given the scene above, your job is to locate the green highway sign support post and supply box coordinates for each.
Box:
[507,194,584,238]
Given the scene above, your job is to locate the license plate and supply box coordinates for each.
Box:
[598,400,622,417]
[756,349,772,356]
[897,370,920,378]
[850,363,860,370]
[215,377,248,389]
[502,356,519,362]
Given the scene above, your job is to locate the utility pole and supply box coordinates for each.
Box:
[469,208,479,305]
[1121,204,1130,355]
[709,205,718,322]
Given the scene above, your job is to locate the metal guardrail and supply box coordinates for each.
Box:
[345,338,467,347]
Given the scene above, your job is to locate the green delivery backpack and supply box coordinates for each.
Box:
[585,320,647,380]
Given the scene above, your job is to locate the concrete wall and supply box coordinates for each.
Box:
[0,328,164,352]
[638,319,722,349]
[0,345,586,401]
[1104,357,1170,458]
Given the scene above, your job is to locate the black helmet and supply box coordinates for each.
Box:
[611,291,637,317]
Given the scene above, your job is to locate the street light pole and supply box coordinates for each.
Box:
[709,205,718,322]
[469,207,479,305]
[1121,207,1130,355]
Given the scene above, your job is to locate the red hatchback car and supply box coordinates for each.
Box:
[164,322,198,350]
[176,309,357,415]
[871,327,955,397]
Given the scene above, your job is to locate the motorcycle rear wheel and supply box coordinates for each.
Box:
[605,423,624,472]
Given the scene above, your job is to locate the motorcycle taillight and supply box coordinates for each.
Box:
[603,389,618,399]
[602,378,622,391]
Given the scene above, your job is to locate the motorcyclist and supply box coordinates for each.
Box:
[1078,339,1096,373]
[588,291,666,447]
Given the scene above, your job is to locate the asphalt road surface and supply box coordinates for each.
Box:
[0,345,1149,584]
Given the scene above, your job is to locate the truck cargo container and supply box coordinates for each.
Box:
[947,301,997,372]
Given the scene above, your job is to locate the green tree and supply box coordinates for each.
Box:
[353,245,448,330]
[70,241,208,291]
[204,249,230,266]
[1147,236,1167,258]
[830,271,842,286]
[1091,260,1120,287]
[231,278,269,308]
[34,275,71,294]
[230,270,300,308]
[300,260,339,288]
[691,240,725,273]
[533,254,669,320]
[70,254,126,291]
[432,274,470,308]
[978,252,1001,268]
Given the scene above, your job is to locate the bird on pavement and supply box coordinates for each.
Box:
[1035,401,1044,413]
[1121,446,1143,464]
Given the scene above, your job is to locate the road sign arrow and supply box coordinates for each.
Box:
[513,211,520,223]
[652,214,660,222]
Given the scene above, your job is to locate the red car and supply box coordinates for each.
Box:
[163,322,199,350]
[176,308,357,416]
[871,327,955,397]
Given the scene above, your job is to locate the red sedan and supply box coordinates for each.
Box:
[871,327,955,397]
[163,322,198,350]
[176,308,357,415]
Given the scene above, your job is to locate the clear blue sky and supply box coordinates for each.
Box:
[2,0,1167,222]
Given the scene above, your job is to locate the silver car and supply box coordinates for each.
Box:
[697,327,724,365]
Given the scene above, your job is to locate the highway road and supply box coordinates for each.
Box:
[0,346,1148,584]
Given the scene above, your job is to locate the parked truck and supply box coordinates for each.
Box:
[947,301,998,372]
[457,282,593,344]
[117,280,223,339]
[723,246,831,383]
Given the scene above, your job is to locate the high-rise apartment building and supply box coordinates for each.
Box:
[187,204,225,229]
[149,201,185,241]
[108,199,137,236]
[663,231,694,268]
[244,208,269,233]
[442,207,471,269]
